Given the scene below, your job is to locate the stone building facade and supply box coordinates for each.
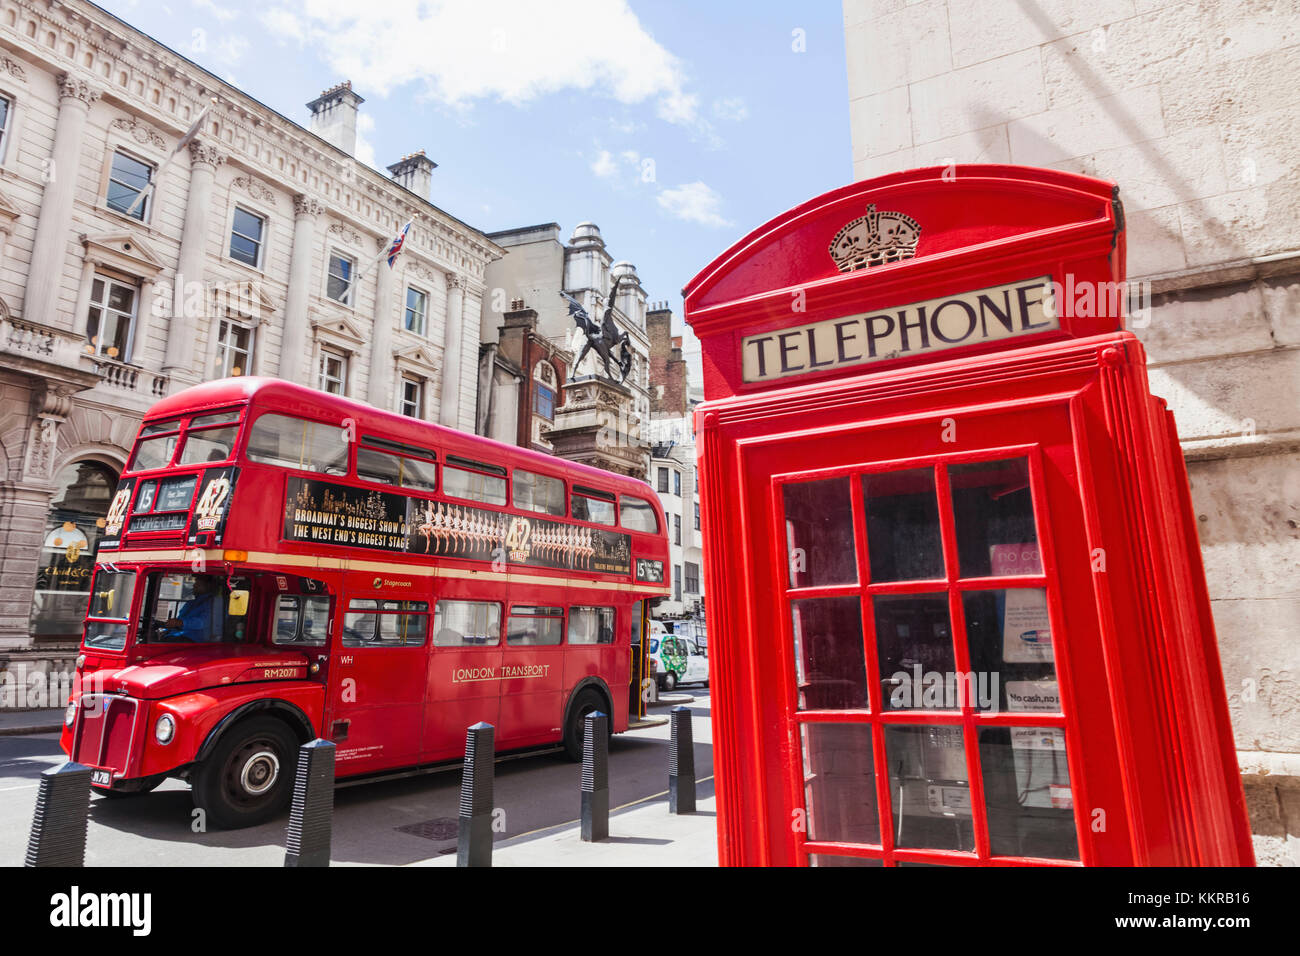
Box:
[478,222,652,479]
[645,302,703,623]
[0,0,499,674]
[844,0,1300,863]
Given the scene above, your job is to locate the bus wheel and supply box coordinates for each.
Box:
[562,689,608,762]
[662,670,677,693]
[193,717,298,829]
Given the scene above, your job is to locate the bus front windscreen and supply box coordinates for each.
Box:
[84,570,137,650]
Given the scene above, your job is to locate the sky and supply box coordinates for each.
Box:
[97,0,852,362]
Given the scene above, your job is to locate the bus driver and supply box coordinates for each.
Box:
[160,574,224,642]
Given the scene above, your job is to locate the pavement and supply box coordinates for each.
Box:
[2,699,719,867]
[414,780,717,867]
[0,708,62,735]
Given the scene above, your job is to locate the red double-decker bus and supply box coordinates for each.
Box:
[60,378,670,828]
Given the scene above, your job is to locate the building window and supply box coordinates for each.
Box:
[400,376,423,418]
[657,467,669,494]
[30,461,118,641]
[674,565,682,603]
[405,286,427,335]
[106,150,152,220]
[229,207,265,268]
[534,382,555,420]
[674,513,681,546]
[318,348,347,394]
[694,500,701,531]
[674,470,681,496]
[0,95,10,160]
[215,318,253,377]
[85,274,138,362]
[685,562,700,594]
[327,253,354,303]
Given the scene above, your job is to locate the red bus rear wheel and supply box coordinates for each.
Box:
[562,689,609,762]
[194,717,298,829]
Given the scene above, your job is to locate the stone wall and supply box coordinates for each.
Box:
[845,0,1300,863]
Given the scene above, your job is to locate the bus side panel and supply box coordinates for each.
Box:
[141,682,325,778]
[422,578,503,762]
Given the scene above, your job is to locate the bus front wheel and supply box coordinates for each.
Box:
[562,689,609,762]
[193,717,298,830]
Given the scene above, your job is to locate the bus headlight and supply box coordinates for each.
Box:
[64,701,78,728]
[154,714,175,745]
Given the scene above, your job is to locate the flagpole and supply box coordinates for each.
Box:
[122,98,217,219]
[340,221,411,307]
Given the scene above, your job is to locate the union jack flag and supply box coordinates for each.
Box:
[386,221,412,267]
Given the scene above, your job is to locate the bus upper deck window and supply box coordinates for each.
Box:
[619,495,659,533]
[443,456,507,506]
[246,414,348,475]
[513,469,566,516]
[572,486,616,526]
[178,411,242,465]
[357,436,438,493]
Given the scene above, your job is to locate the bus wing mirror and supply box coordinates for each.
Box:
[228,590,250,617]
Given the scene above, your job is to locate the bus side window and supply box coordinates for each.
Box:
[570,606,615,645]
[274,596,300,644]
[300,595,330,646]
[433,600,501,646]
[343,599,380,646]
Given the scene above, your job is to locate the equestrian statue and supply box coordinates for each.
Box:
[561,277,633,384]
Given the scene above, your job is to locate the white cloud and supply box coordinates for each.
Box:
[590,149,618,179]
[713,96,748,122]
[193,0,240,22]
[657,182,732,229]
[215,34,250,66]
[260,0,700,125]
[355,113,380,170]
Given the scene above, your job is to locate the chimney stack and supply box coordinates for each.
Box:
[307,81,364,156]
[388,150,438,201]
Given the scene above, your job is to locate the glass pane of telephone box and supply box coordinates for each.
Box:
[801,723,879,845]
[885,725,976,852]
[874,594,956,711]
[979,727,1079,860]
[791,597,869,710]
[949,458,1040,579]
[861,468,943,581]
[963,588,1058,713]
[783,478,857,588]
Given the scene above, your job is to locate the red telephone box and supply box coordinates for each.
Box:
[685,166,1254,867]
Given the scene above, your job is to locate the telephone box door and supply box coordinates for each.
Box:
[738,398,1132,866]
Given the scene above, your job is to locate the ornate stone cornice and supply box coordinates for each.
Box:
[294,194,324,219]
[406,261,440,284]
[327,222,362,246]
[187,139,227,169]
[233,176,277,205]
[56,72,99,106]
[110,116,166,150]
[1,56,26,81]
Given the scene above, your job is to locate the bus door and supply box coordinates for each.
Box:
[422,595,503,762]
[628,600,648,719]
[325,590,431,774]
[497,603,567,746]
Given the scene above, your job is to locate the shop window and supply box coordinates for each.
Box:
[30,461,119,641]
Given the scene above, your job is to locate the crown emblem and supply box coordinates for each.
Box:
[829,204,921,273]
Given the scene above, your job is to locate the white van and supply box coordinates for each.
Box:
[648,623,709,692]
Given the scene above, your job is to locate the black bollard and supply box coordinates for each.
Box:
[25,762,92,867]
[669,706,696,814]
[285,739,335,867]
[457,721,495,867]
[580,711,609,842]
